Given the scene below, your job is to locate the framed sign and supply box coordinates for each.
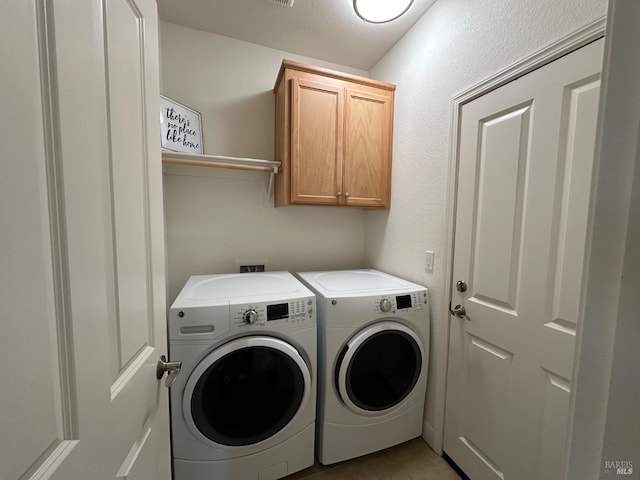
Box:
[160,95,203,154]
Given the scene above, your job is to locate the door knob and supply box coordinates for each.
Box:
[156,355,182,388]
[450,304,470,321]
[456,280,468,292]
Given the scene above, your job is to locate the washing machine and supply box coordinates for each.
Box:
[168,271,316,480]
[296,269,429,465]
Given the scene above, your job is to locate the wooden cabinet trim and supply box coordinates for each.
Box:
[274,60,394,209]
[290,77,344,205]
[343,87,392,209]
[274,59,396,94]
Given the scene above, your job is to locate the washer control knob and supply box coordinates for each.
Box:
[379,298,392,312]
[243,309,258,325]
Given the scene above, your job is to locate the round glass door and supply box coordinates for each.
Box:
[336,322,423,414]
[184,337,310,446]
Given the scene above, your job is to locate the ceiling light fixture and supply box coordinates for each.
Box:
[353,0,414,24]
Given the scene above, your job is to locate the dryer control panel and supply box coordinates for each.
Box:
[374,290,427,314]
[231,296,316,330]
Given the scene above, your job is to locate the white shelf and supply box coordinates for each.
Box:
[161,150,280,173]
[162,151,280,200]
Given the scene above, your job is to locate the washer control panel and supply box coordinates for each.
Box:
[374,290,428,314]
[242,309,259,325]
[231,296,316,329]
[379,298,392,312]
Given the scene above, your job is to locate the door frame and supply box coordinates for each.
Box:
[431,17,606,454]
[564,1,640,477]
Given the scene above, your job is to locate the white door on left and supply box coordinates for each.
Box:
[0,1,171,479]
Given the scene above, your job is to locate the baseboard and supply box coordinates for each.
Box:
[421,419,436,452]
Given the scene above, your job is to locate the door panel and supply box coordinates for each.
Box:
[538,372,571,480]
[545,78,601,337]
[291,78,343,204]
[106,0,157,387]
[0,2,76,478]
[0,0,170,479]
[445,39,603,480]
[472,103,531,313]
[102,1,170,478]
[343,89,392,208]
[459,333,513,477]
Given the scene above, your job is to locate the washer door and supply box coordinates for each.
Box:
[183,336,311,447]
[336,321,423,415]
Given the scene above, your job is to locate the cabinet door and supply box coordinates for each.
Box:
[343,88,392,208]
[291,77,344,205]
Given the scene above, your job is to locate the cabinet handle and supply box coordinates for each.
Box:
[345,192,351,198]
[336,192,343,197]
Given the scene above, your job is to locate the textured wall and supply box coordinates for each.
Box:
[160,0,609,449]
[366,0,607,447]
[160,22,370,302]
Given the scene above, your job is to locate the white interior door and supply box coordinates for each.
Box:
[444,39,603,480]
[0,1,170,479]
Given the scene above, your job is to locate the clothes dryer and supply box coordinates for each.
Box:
[296,269,429,465]
[169,271,316,480]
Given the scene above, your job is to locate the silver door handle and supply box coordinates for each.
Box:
[450,304,470,321]
[156,355,182,387]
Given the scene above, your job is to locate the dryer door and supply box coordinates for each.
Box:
[336,321,423,415]
[183,336,311,447]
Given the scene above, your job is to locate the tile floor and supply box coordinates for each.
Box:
[287,438,462,480]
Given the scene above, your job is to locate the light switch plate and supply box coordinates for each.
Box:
[425,251,434,272]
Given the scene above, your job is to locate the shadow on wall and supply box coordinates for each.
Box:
[364,208,391,266]
[200,91,275,160]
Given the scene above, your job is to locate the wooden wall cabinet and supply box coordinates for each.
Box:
[274,60,395,208]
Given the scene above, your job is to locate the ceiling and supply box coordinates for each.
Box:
[156,0,437,70]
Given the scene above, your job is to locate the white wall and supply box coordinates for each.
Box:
[366,0,607,448]
[160,22,370,301]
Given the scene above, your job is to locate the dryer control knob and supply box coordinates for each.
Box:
[379,298,392,312]
[243,309,258,325]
